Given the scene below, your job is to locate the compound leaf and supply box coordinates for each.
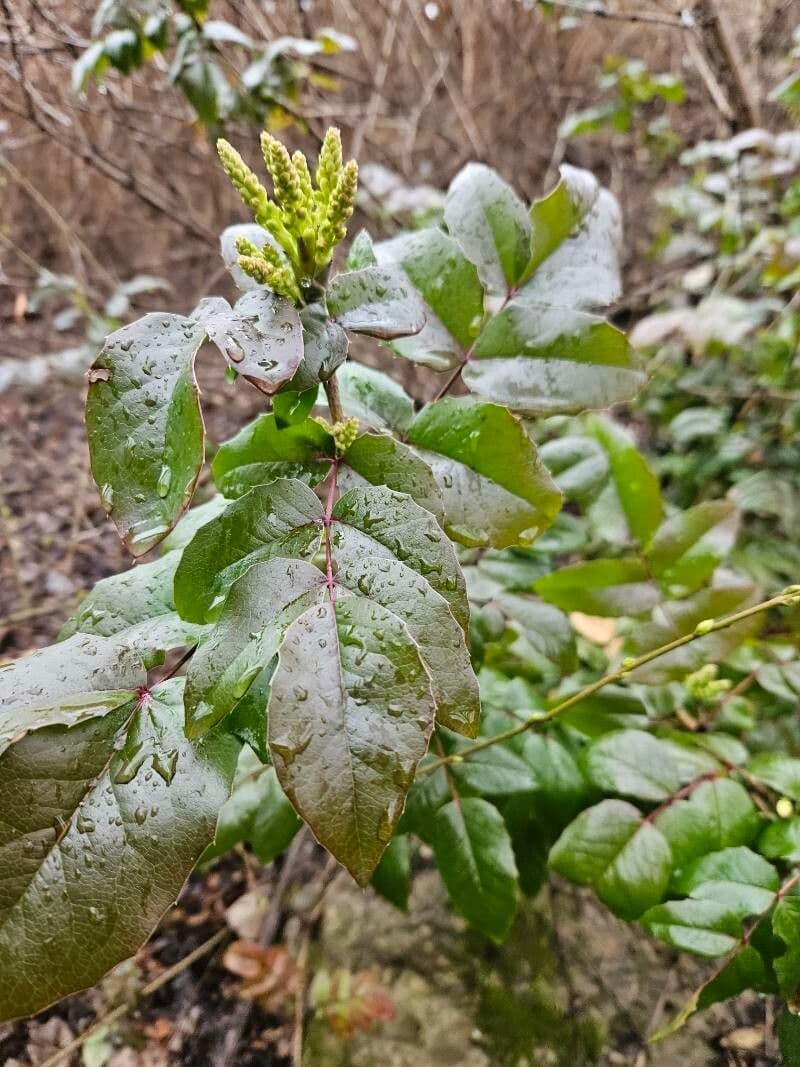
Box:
[0,634,145,756]
[0,679,238,1022]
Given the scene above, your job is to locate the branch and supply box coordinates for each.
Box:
[536,0,693,30]
[420,589,800,777]
[651,868,800,1042]
[39,927,229,1067]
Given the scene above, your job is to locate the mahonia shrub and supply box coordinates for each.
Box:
[4,126,800,1053]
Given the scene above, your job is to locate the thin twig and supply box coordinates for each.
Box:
[420,590,799,776]
[39,927,229,1067]
[536,0,692,30]
[213,831,309,1066]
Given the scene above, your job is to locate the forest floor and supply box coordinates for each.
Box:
[0,332,787,1067]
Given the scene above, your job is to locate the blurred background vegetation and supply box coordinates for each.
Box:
[2,1,800,1064]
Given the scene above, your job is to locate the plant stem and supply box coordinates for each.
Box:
[323,372,345,422]
[39,927,229,1067]
[420,590,798,777]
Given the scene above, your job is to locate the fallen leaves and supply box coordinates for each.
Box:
[222,941,299,1010]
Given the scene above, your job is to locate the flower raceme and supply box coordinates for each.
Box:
[216,127,358,303]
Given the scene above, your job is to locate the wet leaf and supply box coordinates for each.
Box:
[444,162,531,296]
[327,266,426,340]
[86,313,207,556]
[0,634,145,756]
[0,680,238,1022]
[373,227,484,369]
[334,362,415,433]
[199,289,304,392]
[212,414,332,498]
[407,397,561,548]
[269,598,436,885]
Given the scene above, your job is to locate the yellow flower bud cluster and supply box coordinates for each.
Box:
[684,663,732,705]
[217,127,358,303]
[314,415,360,455]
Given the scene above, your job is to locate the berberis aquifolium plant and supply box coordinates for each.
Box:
[5,127,800,1049]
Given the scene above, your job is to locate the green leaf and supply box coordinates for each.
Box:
[206,748,301,865]
[0,634,145,756]
[287,305,348,392]
[494,593,577,674]
[748,755,800,802]
[212,414,332,498]
[0,679,239,1022]
[72,41,109,93]
[773,897,800,999]
[525,164,599,279]
[407,397,561,548]
[672,847,779,915]
[467,298,638,417]
[655,779,760,869]
[370,835,412,910]
[175,479,469,635]
[272,386,319,428]
[86,313,206,555]
[199,290,304,392]
[647,501,739,594]
[641,898,743,957]
[465,187,642,415]
[331,485,469,633]
[160,494,228,553]
[334,557,479,738]
[449,745,537,799]
[334,362,415,433]
[59,551,203,663]
[539,435,609,504]
[521,732,587,819]
[587,415,662,546]
[585,730,681,802]
[174,479,324,623]
[269,598,436,885]
[184,559,323,736]
[341,432,444,521]
[652,945,771,1041]
[444,162,531,295]
[534,559,658,616]
[549,799,672,919]
[429,797,519,940]
[373,227,484,369]
[759,818,800,863]
[627,577,762,684]
[326,266,426,340]
[345,228,377,270]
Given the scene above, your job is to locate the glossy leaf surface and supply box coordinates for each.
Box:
[86,313,206,555]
